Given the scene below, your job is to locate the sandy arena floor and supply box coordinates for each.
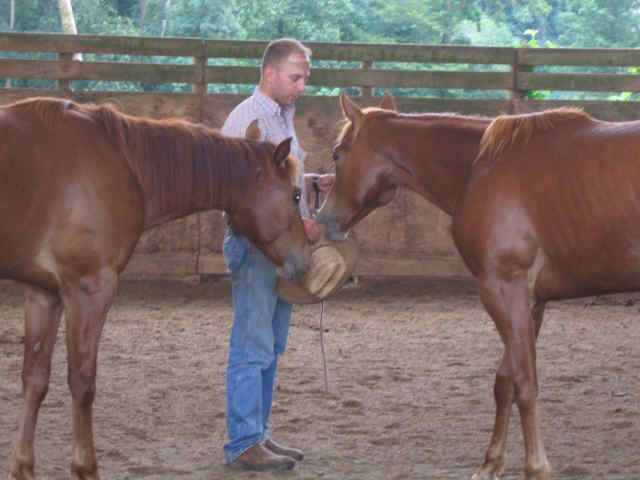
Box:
[2,276,640,479]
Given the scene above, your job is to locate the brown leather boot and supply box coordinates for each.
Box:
[228,443,295,471]
[263,438,304,461]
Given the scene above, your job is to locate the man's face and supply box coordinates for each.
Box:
[265,52,310,107]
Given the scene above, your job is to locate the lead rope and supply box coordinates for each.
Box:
[312,175,321,211]
[312,176,329,392]
[319,299,329,392]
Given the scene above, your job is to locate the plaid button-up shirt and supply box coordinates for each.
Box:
[221,88,311,219]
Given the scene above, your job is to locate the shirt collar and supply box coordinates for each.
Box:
[254,87,295,121]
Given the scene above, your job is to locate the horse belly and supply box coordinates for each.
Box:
[534,255,640,300]
[533,173,640,298]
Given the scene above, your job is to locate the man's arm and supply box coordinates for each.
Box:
[304,173,334,193]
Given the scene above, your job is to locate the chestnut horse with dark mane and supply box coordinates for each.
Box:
[317,92,640,480]
[0,97,311,480]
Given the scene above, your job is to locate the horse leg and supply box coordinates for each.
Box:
[472,276,550,480]
[472,302,546,480]
[61,269,118,480]
[10,287,63,480]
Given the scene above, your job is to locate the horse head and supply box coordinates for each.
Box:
[316,91,400,241]
[226,120,311,279]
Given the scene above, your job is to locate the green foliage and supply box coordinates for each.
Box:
[1,0,60,32]
[228,0,369,42]
[454,14,518,46]
[74,0,138,35]
[139,0,244,39]
[555,0,640,47]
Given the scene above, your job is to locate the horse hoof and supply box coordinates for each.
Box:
[471,473,500,480]
[9,460,36,480]
[71,464,100,480]
[8,472,35,480]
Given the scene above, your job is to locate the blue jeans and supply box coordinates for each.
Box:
[222,228,293,463]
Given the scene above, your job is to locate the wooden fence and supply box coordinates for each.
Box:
[2,32,640,278]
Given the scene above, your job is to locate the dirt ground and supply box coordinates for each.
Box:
[2,275,640,480]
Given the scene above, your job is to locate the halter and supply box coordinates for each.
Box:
[312,175,321,211]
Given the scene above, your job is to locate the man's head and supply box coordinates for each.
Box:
[260,38,311,108]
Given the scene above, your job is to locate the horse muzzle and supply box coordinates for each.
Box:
[281,245,311,280]
[314,212,348,242]
[324,219,349,242]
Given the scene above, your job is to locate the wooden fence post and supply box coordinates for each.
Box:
[362,60,372,98]
[510,48,526,114]
[193,40,208,275]
[57,52,72,92]
[193,40,207,123]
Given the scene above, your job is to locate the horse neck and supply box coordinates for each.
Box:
[388,115,489,215]
[125,121,240,228]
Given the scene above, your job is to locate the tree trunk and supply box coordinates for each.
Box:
[7,0,14,87]
[160,0,171,36]
[139,0,150,30]
[58,0,78,34]
[57,0,82,60]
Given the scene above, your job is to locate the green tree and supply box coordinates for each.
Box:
[489,0,640,47]
[556,0,640,47]
[2,0,60,32]
[454,14,518,46]
[229,0,369,42]
[168,0,244,39]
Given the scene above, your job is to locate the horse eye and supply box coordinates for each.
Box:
[332,151,339,162]
[293,193,301,203]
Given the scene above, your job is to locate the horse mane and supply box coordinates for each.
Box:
[476,107,592,164]
[9,96,75,125]
[336,107,491,145]
[12,97,299,221]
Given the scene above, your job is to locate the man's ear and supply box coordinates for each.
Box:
[262,65,276,88]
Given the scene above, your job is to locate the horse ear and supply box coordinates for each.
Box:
[340,90,363,125]
[380,91,397,111]
[274,137,292,167]
[245,119,261,140]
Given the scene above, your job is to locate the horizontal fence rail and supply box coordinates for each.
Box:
[2,32,640,104]
[2,31,640,279]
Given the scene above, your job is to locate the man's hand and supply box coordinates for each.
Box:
[315,173,335,193]
[306,173,336,211]
[302,218,321,244]
[305,173,335,194]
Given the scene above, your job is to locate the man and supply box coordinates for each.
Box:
[220,38,334,471]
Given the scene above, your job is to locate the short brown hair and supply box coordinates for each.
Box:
[261,38,311,72]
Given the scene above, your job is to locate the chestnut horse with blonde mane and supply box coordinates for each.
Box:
[317,92,640,480]
[1,97,311,480]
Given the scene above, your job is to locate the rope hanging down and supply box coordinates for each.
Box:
[319,299,329,392]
